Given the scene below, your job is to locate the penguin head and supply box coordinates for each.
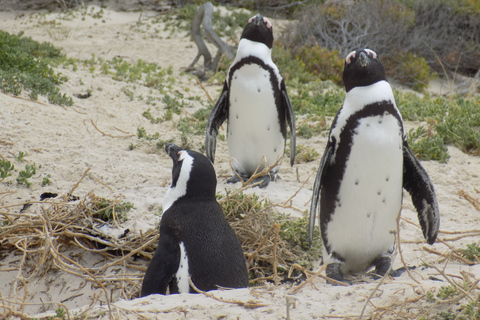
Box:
[343,49,387,92]
[240,14,274,49]
[164,143,217,206]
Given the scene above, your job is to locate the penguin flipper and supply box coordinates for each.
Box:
[141,232,180,297]
[281,81,296,166]
[205,81,229,164]
[309,141,334,246]
[402,140,440,244]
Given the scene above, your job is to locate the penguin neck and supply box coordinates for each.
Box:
[163,167,217,213]
[343,81,396,114]
[233,38,272,65]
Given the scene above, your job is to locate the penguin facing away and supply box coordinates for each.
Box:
[141,143,248,296]
[205,14,296,188]
[308,49,440,283]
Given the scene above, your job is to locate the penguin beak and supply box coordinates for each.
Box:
[165,143,182,161]
[358,52,369,67]
[253,14,262,26]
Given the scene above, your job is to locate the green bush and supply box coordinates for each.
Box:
[296,45,344,85]
[0,31,73,106]
[406,126,450,163]
[279,0,480,90]
[382,50,434,91]
[272,44,316,83]
[397,93,480,158]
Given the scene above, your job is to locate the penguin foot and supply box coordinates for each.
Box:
[325,263,351,285]
[227,172,250,184]
[227,175,242,184]
[370,256,415,280]
[372,256,391,278]
[370,266,412,280]
[253,175,271,188]
[227,173,275,188]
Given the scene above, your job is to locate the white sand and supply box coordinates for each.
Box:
[0,3,479,319]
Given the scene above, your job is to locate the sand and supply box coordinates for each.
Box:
[0,2,479,319]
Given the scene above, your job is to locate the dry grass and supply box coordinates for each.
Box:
[0,189,159,319]
[0,164,316,319]
[1,172,479,319]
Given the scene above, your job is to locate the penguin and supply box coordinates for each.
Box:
[308,49,440,283]
[141,143,249,296]
[205,14,296,188]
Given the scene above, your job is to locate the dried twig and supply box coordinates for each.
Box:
[90,119,135,138]
[458,189,480,211]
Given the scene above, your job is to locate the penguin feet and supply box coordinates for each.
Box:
[227,172,275,188]
[370,256,412,280]
[325,263,351,285]
[372,256,391,278]
[227,172,250,184]
[253,174,271,188]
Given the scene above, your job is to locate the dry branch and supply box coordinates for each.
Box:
[187,2,234,78]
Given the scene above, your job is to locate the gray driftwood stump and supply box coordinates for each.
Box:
[187,2,234,79]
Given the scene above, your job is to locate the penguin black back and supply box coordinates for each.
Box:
[141,143,248,296]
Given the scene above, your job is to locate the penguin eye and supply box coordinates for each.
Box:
[345,51,356,64]
[364,49,377,59]
[263,17,272,28]
[177,151,184,161]
[248,15,256,23]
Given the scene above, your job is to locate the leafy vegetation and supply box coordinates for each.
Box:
[42,174,53,186]
[0,31,73,106]
[219,191,322,279]
[0,159,15,182]
[16,164,37,187]
[295,145,319,163]
[397,94,480,157]
[280,0,480,90]
[436,285,458,300]
[177,107,211,136]
[461,242,480,262]
[407,126,450,163]
[91,198,134,223]
[15,151,26,162]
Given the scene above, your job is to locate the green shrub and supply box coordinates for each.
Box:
[17,164,36,187]
[296,45,344,85]
[382,50,434,91]
[0,31,73,106]
[407,126,450,163]
[92,198,134,222]
[272,44,316,83]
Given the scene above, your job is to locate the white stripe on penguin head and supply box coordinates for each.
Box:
[163,150,194,213]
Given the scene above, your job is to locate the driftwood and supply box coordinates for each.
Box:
[187,2,234,78]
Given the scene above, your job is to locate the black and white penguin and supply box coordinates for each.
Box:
[141,143,248,296]
[205,14,296,188]
[308,49,440,283]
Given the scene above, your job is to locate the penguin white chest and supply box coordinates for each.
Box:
[228,64,284,175]
[327,114,403,272]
